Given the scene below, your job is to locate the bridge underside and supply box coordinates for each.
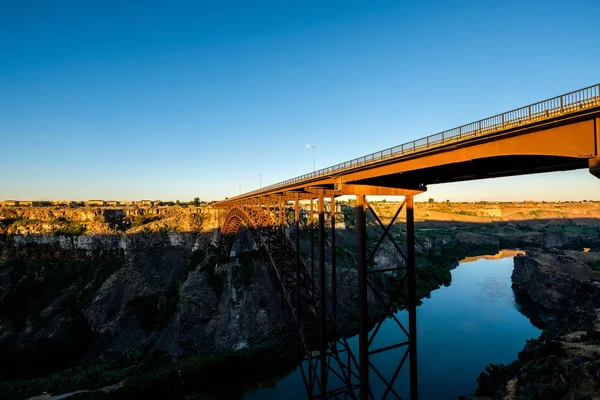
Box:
[342,155,590,187]
[339,116,599,188]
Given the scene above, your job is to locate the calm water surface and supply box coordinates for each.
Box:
[244,254,541,399]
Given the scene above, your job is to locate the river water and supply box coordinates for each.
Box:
[244,251,542,399]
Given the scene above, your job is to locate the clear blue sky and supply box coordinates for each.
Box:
[1,0,599,202]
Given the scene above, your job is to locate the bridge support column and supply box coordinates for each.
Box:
[311,198,315,282]
[280,201,284,281]
[407,195,419,400]
[330,196,337,322]
[356,194,369,400]
[318,194,328,398]
[266,199,271,269]
[295,199,301,339]
[280,201,286,319]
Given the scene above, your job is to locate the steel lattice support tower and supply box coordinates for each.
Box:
[215,186,423,399]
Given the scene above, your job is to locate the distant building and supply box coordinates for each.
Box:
[19,201,40,207]
[85,200,105,207]
[52,200,75,206]
[3,200,18,207]
[119,200,134,206]
[106,201,119,207]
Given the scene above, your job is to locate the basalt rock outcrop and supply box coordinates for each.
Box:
[542,231,569,247]
[512,250,596,310]
[474,250,600,400]
[0,230,286,382]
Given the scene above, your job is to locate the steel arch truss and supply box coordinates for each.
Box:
[215,186,424,400]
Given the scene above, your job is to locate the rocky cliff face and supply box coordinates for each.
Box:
[0,206,216,235]
[0,229,285,381]
[455,232,500,247]
[475,250,600,400]
[512,250,597,310]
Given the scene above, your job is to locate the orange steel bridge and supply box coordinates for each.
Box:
[212,84,600,400]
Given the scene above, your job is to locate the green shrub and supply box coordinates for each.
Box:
[130,215,158,228]
[190,246,224,297]
[475,362,519,396]
[456,210,477,216]
[53,223,86,236]
[0,358,138,400]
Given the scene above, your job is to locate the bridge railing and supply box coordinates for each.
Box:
[241,84,600,198]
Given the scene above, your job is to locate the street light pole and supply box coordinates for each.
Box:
[259,174,262,189]
[307,144,318,172]
[238,184,241,195]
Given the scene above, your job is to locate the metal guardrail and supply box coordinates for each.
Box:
[238,84,600,199]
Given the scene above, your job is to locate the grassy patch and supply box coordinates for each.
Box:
[13,346,297,400]
[100,347,297,400]
[1,217,39,233]
[0,357,139,400]
[415,229,449,239]
[589,262,600,272]
[541,225,599,235]
[53,223,86,236]
[455,210,477,216]
[12,216,36,226]
[130,215,160,228]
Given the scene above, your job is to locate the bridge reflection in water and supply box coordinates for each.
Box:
[213,84,600,399]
